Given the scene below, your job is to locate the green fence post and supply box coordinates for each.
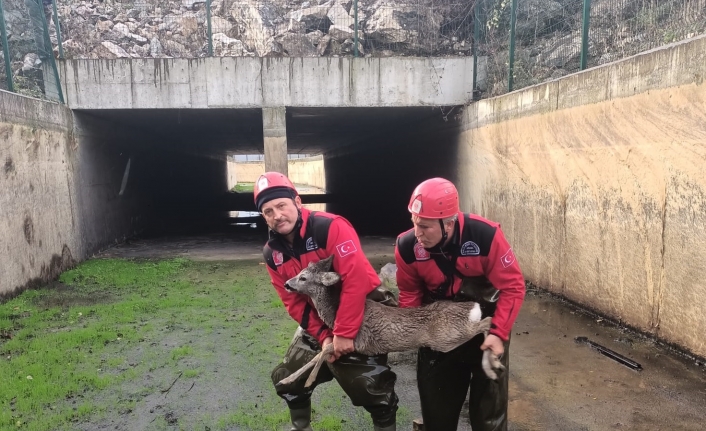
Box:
[472,0,480,100]
[52,0,63,58]
[508,0,518,92]
[206,0,213,56]
[580,0,591,70]
[353,0,359,57]
[40,2,63,103]
[0,0,13,92]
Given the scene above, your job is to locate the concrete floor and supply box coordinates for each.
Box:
[99,233,706,430]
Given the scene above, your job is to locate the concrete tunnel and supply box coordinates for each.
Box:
[75,105,463,237]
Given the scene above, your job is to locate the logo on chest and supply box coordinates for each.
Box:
[460,241,480,256]
[272,250,284,266]
[305,237,318,252]
[414,242,430,261]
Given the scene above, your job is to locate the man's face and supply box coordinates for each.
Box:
[412,216,444,248]
[261,197,302,235]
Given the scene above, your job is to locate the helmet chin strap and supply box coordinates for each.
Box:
[424,219,449,252]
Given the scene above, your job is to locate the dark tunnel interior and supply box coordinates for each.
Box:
[73,106,463,243]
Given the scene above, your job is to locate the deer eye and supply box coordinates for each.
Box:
[299,276,307,282]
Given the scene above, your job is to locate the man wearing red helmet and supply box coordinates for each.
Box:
[255,172,398,431]
[395,178,525,431]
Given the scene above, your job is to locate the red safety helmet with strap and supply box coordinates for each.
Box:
[408,178,459,219]
[253,172,299,211]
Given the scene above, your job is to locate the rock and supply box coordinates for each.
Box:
[162,40,190,57]
[364,3,442,52]
[305,30,324,46]
[317,34,332,55]
[150,37,163,56]
[278,32,318,56]
[96,20,114,32]
[212,33,253,56]
[288,3,333,32]
[327,3,352,28]
[62,39,86,56]
[182,0,206,10]
[92,41,131,58]
[328,24,359,42]
[21,53,40,72]
[230,2,280,56]
[130,43,150,57]
[176,12,201,39]
[211,16,232,34]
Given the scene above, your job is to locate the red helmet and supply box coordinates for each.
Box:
[253,172,298,211]
[408,178,459,219]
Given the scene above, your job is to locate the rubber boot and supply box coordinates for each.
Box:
[374,423,396,431]
[289,406,313,431]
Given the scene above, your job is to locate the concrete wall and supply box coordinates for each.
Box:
[458,35,706,358]
[59,57,475,109]
[0,92,78,296]
[0,93,146,297]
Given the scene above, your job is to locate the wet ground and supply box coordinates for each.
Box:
[99,232,706,430]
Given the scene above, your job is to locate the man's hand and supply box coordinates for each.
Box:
[480,333,505,357]
[331,335,355,361]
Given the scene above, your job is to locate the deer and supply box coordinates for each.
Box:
[277,255,504,388]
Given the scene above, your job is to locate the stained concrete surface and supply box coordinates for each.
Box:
[99,233,706,430]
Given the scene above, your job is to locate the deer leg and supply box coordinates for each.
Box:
[277,343,335,387]
[305,343,334,387]
[480,332,506,380]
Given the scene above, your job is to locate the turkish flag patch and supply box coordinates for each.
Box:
[500,248,516,268]
[272,250,284,266]
[414,242,430,261]
[336,240,358,258]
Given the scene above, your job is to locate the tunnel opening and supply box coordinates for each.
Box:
[73,105,463,246]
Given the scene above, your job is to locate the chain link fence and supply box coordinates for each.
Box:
[0,0,62,100]
[478,0,706,97]
[1,0,705,101]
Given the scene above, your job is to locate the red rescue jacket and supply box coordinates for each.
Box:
[263,208,380,344]
[394,212,525,341]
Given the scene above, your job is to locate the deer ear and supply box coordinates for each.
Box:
[320,272,340,286]
[315,255,335,272]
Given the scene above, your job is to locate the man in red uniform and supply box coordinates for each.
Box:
[256,172,398,431]
[395,178,525,431]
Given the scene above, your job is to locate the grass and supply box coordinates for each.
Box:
[231,182,255,193]
[0,257,411,431]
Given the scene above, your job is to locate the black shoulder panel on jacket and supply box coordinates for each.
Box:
[460,215,497,257]
[397,230,418,264]
[307,212,332,249]
[263,245,277,271]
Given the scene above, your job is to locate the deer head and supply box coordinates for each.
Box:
[284,255,340,298]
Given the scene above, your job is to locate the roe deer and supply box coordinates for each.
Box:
[277,256,504,388]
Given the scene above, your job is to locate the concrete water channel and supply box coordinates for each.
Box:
[99,233,706,431]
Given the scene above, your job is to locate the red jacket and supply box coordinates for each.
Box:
[263,208,380,344]
[394,212,525,341]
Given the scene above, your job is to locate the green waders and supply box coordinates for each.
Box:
[271,327,398,429]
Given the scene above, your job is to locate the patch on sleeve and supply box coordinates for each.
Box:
[500,248,516,268]
[414,242,430,261]
[272,250,284,266]
[336,240,357,258]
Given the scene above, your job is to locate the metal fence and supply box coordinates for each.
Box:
[478,0,706,97]
[0,0,62,101]
[1,0,705,101]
